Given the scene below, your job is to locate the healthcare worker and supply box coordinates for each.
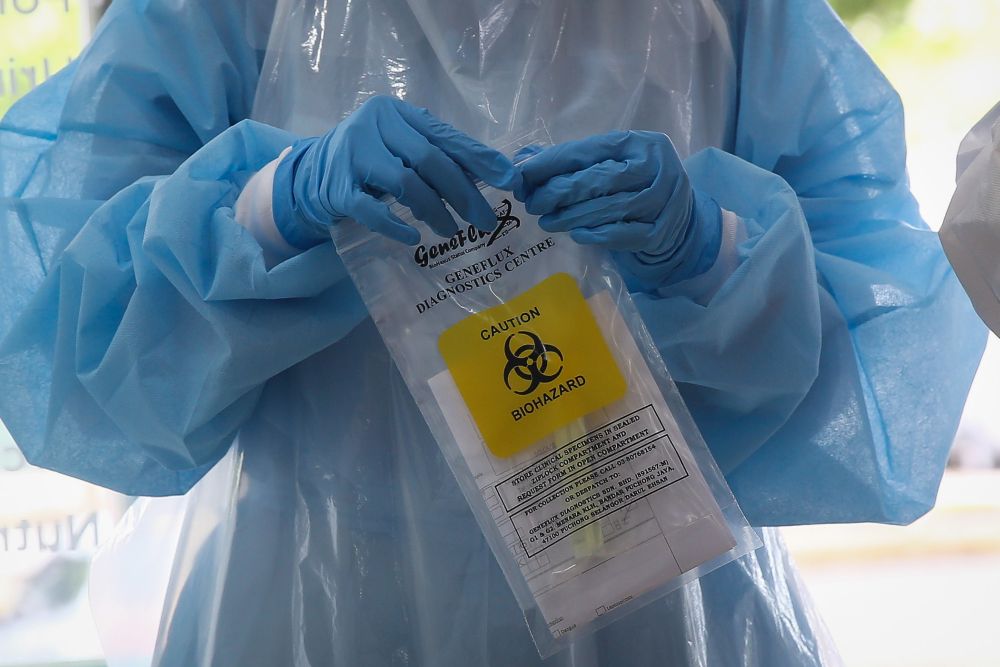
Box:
[942,101,1000,334]
[0,1,985,665]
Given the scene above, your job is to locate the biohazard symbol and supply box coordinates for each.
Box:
[503,330,564,395]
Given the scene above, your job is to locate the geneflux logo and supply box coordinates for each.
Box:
[413,199,521,267]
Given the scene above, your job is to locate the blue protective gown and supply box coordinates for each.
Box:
[0,0,985,665]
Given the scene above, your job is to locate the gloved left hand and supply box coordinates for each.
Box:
[516,131,722,287]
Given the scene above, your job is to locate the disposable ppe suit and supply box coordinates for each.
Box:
[942,101,1000,334]
[0,0,984,665]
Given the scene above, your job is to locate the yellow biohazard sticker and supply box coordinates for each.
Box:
[438,273,627,458]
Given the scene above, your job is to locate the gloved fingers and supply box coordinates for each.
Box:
[524,159,655,215]
[383,129,497,231]
[348,193,422,245]
[537,190,643,233]
[394,101,521,191]
[519,131,637,188]
[568,221,657,252]
[361,151,460,239]
[514,144,545,163]
[520,130,684,195]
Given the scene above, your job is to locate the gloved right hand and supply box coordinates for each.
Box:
[272,95,521,247]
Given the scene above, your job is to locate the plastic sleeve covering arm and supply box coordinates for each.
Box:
[639,2,985,524]
[0,0,365,495]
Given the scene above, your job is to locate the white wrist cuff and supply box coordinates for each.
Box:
[234,146,299,267]
[674,209,746,303]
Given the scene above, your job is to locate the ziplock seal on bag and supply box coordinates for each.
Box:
[331,131,759,658]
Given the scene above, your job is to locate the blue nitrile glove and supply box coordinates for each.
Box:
[273,95,521,247]
[516,131,721,287]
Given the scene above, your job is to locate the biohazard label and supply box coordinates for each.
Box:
[438,273,627,458]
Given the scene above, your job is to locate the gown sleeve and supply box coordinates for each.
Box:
[0,0,366,495]
[637,0,986,525]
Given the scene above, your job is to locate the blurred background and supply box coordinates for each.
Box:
[1,1,999,665]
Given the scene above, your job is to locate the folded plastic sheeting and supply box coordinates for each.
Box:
[0,0,979,663]
[941,101,1000,335]
[92,442,841,667]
